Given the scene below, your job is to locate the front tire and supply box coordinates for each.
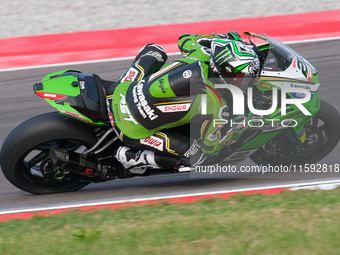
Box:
[250,100,340,166]
[0,112,99,194]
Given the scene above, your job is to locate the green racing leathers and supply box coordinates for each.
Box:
[108,34,243,166]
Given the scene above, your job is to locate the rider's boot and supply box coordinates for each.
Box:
[114,146,189,170]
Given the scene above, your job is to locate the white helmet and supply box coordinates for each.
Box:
[210,40,260,91]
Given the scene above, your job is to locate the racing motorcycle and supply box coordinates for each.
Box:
[1,32,340,194]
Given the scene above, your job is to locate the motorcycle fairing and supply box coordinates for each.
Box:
[32,35,321,165]
[210,33,323,163]
[33,69,109,126]
[246,32,321,143]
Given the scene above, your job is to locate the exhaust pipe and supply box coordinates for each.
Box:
[50,148,103,177]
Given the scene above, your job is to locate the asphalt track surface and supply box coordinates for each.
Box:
[1,40,340,212]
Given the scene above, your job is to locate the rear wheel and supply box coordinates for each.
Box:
[250,100,340,166]
[0,112,100,194]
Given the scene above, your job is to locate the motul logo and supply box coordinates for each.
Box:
[140,136,163,151]
[44,93,57,98]
[36,91,67,100]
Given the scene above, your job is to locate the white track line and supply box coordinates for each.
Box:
[1,179,340,215]
[1,36,340,73]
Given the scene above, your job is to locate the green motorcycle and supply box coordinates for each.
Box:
[1,33,339,194]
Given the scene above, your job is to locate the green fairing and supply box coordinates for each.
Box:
[29,33,324,166]
[41,75,80,97]
[35,69,108,126]
[256,70,321,143]
[41,69,81,81]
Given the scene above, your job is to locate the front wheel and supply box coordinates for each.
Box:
[250,100,340,166]
[0,112,100,194]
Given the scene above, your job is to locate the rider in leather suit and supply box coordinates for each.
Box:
[106,31,260,169]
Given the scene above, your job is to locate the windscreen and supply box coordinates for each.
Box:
[246,32,317,74]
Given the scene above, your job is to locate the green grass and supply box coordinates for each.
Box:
[1,188,340,255]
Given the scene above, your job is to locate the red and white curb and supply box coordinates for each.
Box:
[1,179,339,222]
[1,9,340,70]
[2,36,340,73]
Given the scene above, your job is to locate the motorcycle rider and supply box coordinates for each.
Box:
[106,31,260,169]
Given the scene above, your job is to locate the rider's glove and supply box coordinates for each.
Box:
[212,31,245,43]
[211,33,229,39]
[178,33,190,40]
[228,31,244,41]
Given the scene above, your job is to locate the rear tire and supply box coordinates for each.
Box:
[250,100,340,166]
[0,112,99,194]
